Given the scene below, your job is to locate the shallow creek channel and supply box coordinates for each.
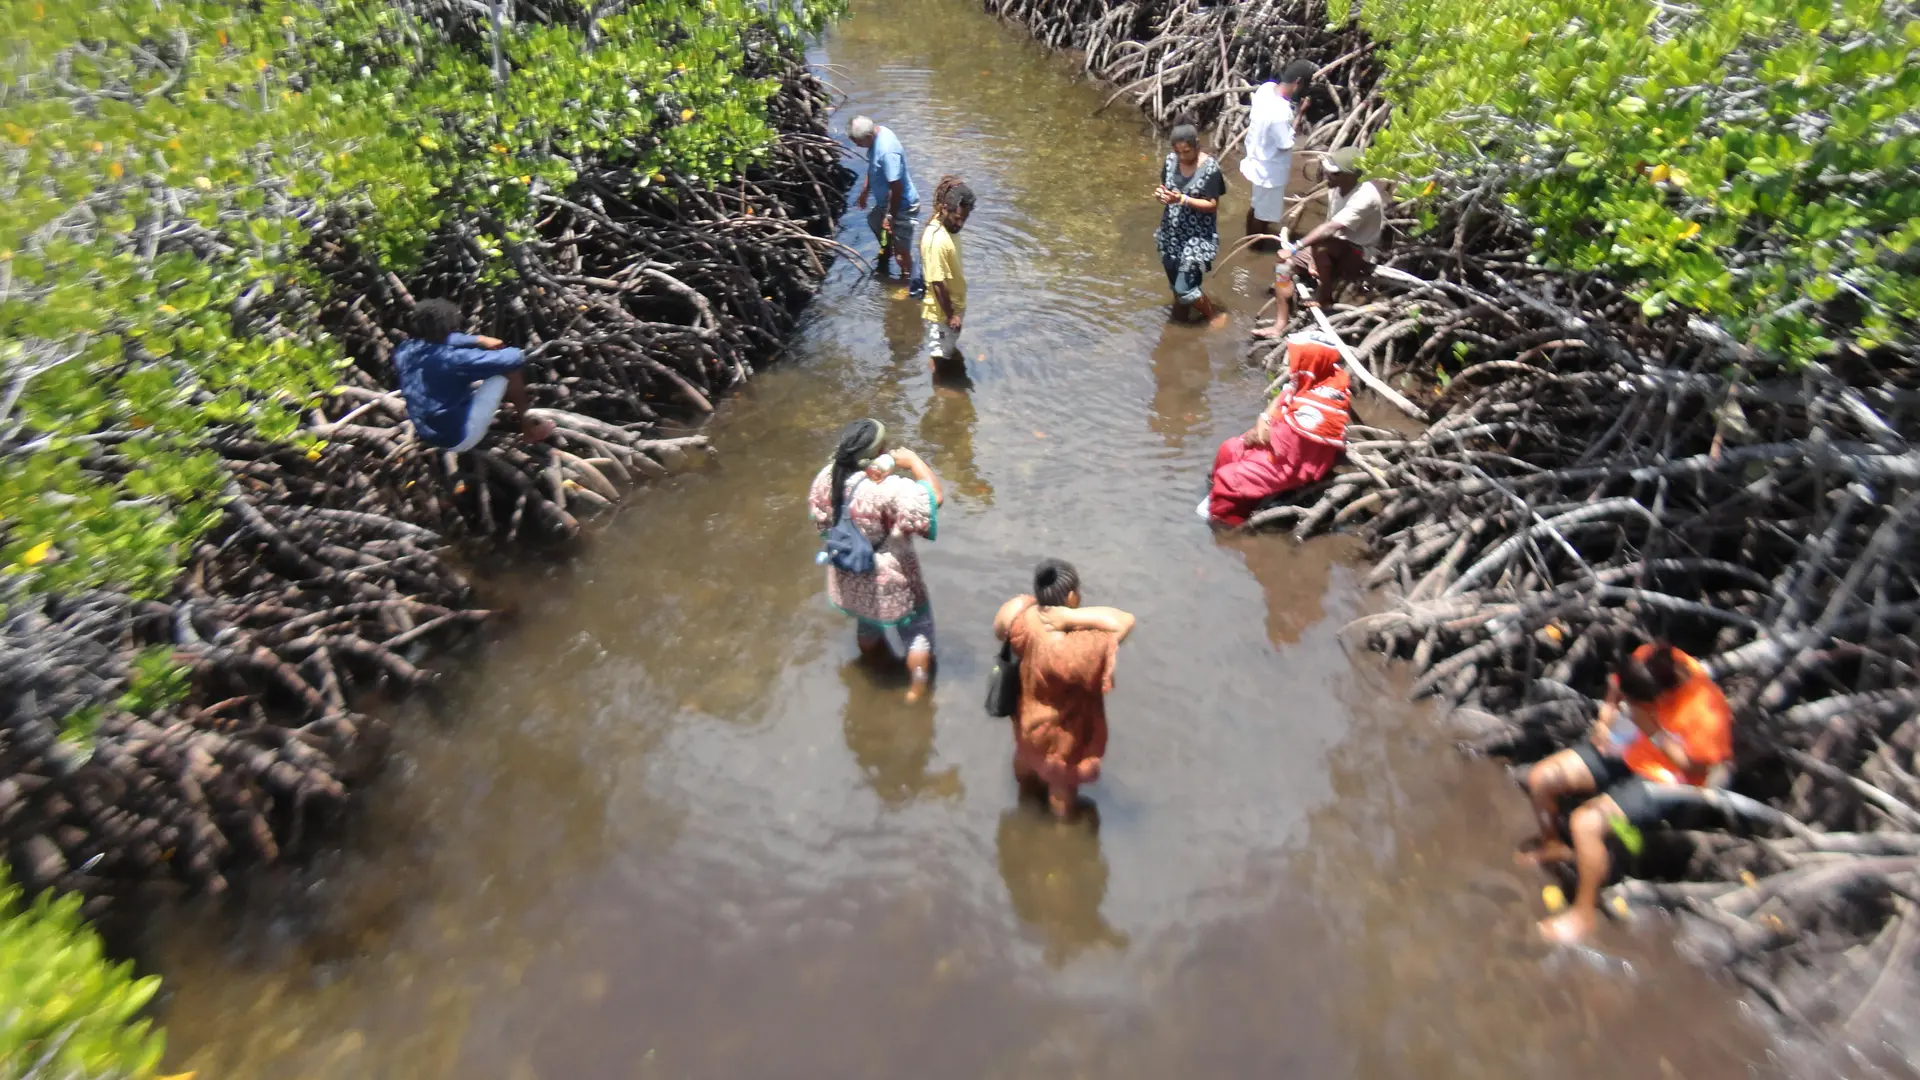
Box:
[150,1,1787,1076]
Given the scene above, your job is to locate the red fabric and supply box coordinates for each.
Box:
[1205,338,1349,525]
[1207,423,1340,526]
[1275,341,1351,447]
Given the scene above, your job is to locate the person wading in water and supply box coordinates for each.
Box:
[1153,122,1227,325]
[992,559,1136,818]
[808,419,946,703]
[848,115,922,292]
[920,175,976,378]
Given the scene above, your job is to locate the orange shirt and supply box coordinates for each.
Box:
[1006,604,1116,767]
[1621,646,1733,786]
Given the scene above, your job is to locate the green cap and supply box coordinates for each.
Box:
[1324,147,1363,176]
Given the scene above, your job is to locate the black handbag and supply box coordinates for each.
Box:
[984,637,1021,718]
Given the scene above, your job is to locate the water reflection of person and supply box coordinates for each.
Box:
[881,273,927,365]
[838,660,961,807]
[917,379,992,506]
[1214,530,1334,649]
[996,800,1128,966]
[1147,320,1212,451]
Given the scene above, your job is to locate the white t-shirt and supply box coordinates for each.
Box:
[1239,83,1296,189]
[1328,180,1387,258]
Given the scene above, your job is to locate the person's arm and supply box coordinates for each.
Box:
[930,280,956,324]
[1588,682,1624,749]
[1247,407,1274,446]
[994,594,1037,641]
[1037,605,1135,642]
[1296,217,1345,249]
[1176,190,1219,214]
[856,169,870,210]
[892,447,943,508]
[1179,162,1223,215]
[445,340,525,378]
[886,178,905,229]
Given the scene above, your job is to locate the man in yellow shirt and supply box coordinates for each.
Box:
[919,176,976,376]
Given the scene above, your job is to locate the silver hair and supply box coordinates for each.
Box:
[847,115,876,141]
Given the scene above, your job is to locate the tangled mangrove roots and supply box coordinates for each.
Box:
[305,66,849,548]
[1259,223,1920,1031]
[0,65,851,919]
[988,0,1920,1039]
[985,0,1385,182]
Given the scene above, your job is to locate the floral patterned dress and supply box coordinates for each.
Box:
[1153,152,1226,280]
[808,467,939,626]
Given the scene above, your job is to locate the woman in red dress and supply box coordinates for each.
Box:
[1204,333,1351,526]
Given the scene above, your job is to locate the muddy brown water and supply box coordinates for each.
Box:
[151,2,1787,1076]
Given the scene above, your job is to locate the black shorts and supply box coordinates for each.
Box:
[1570,742,1690,831]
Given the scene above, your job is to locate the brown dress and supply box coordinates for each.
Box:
[1005,602,1117,790]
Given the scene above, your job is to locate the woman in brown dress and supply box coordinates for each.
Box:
[991,559,1137,818]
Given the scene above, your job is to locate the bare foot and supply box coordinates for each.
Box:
[522,417,557,443]
[1206,310,1230,329]
[1515,841,1576,867]
[1250,324,1284,340]
[904,678,928,705]
[1538,907,1598,944]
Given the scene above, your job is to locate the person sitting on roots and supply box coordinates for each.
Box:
[1153,122,1227,324]
[807,418,946,703]
[848,115,922,291]
[992,559,1136,819]
[392,298,555,451]
[919,175,976,377]
[1253,147,1388,340]
[1517,641,1735,943]
[1202,329,1350,526]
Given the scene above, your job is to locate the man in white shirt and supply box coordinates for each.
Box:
[1240,59,1316,251]
[1265,147,1389,335]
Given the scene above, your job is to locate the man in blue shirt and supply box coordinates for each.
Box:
[391,299,555,452]
[848,115,923,294]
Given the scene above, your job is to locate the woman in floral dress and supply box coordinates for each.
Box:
[1153,122,1227,323]
[808,418,946,703]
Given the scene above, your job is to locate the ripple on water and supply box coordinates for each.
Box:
[149,0,1777,1076]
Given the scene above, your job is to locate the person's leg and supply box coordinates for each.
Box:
[1539,794,1620,943]
[1047,777,1079,819]
[1162,253,1190,320]
[451,375,510,453]
[867,203,890,267]
[927,323,963,376]
[1245,183,1284,252]
[1253,247,1313,339]
[902,609,935,704]
[503,369,555,443]
[855,621,889,661]
[893,210,917,278]
[1012,738,1050,801]
[1171,260,1218,324]
[1310,239,1366,308]
[1517,744,1605,865]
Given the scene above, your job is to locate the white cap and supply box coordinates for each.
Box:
[847,116,875,141]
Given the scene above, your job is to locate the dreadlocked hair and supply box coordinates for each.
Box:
[829,418,886,522]
[929,175,975,225]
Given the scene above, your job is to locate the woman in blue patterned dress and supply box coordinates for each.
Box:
[1153,123,1227,323]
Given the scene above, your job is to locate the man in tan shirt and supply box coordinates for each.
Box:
[1260,147,1388,337]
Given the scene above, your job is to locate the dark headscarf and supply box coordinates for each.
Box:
[829,418,887,521]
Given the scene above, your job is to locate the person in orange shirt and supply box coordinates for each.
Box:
[1516,642,1735,942]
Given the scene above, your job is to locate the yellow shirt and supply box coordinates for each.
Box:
[920,218,965,323]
